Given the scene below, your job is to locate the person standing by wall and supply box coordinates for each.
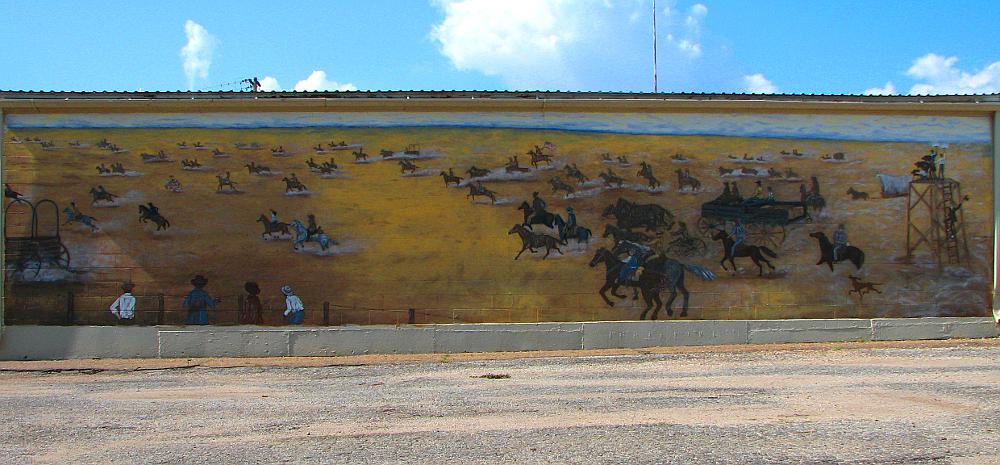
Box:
[183,275,217,325]
[281,285,304,325]
[109,282,136,324]
[241,281,264,325]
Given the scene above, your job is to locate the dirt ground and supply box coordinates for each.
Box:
[1,339,999,464]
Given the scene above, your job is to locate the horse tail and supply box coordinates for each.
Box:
[759,246,778,258]
[580,227,592,242]
[683,263,716,281]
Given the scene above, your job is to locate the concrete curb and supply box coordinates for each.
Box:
[0,317,995,360]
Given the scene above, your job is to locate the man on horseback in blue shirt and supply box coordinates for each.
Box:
[730,220,745,257]
[833,224,848,262]
[565,206,577,236]
[270,209,279,229]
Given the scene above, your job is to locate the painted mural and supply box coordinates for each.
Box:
[1,111,993,325]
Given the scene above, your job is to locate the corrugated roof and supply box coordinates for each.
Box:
[1,90,998,103]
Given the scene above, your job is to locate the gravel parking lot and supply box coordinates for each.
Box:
[1,340,999,464]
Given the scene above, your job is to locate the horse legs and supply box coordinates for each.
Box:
[677,279,690,317]
[514,245,528,260]
[598,283,616,307]
[639,289,654,320]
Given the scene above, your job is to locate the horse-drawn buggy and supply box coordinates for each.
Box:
[697,199,809,246]
[4,199,72,278]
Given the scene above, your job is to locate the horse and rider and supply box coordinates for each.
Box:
[138,202,170,230]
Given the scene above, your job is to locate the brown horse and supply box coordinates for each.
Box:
[440,171,463,186]
[711,229,778,276]
[256,214,290,238]
[508,224,564,260]
[467,182,497,204]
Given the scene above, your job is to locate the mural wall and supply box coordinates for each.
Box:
[1,110,993,325]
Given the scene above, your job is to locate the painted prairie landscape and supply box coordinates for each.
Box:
[2,111,993,324]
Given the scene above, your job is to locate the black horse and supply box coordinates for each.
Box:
[518,201,556,230]
[809,231,865,271]
[601,198,673,231]
[602,223,653,244]
[588,247,715,319]
[711,229,777,276]
[553,215,591,243]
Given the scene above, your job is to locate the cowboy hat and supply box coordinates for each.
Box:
[281,285,294,296]
[190,275,208,287]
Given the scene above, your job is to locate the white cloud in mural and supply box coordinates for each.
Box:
[905,53,1000,95]
[863,81,896,95]
[180,20,217,90]
[259,76,282,92]
[742,73,778,93]
[430,0,670,91]
[293,71,358,92]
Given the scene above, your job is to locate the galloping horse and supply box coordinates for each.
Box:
[518,201,556,230]
[282,177,308,192]
[466,182,497,204]
[508,224,564,260]
[711,229,777,276]
[637,162,660,190]
[63,207,99,231]
[601,198,673,231]
[553,215,591,243]
[588,247,715,319]
[439,171,463,187]
[290,219,336,251]
[809,231,865,271]
[138,205,170,230]
[89,187,117,205]
[602,223,653,244]
[256,214,290,238]
[548,176,575,195]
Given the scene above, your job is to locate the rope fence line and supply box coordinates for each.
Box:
[48,292,474,326]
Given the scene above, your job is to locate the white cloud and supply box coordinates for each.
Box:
[259,76,282,92]
[431,0,581,86]
[905,53,1000,95]
[180,20,217,90]
[863,81,896,95]
[742,73,778,93]
[293,70,358,92]
[664,3,706,58]
[429,0,720,91]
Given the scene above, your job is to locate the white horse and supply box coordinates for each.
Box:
[290,219,335,251]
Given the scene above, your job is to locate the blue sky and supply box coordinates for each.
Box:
[1,0,997,94]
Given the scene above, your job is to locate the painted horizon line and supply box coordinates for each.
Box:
[6,111,991,144]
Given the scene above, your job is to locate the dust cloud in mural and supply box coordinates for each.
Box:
[2,111,993,325]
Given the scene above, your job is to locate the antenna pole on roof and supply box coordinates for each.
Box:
[652,0,658,93]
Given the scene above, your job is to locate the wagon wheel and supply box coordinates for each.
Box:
[746,223,786,248]
[697,217,725,238]
[52,243,71,271]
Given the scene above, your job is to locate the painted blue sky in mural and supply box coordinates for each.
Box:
[0,1,997,95]
[8,112,990,144]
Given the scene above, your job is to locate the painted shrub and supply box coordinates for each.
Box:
[1,111,993,325]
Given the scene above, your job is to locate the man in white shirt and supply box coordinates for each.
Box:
[282,285,305,325]
[110,282,136,323]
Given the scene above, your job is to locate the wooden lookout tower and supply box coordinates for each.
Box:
[905,178,970,267]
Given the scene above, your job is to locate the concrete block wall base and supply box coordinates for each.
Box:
[0,317,996,361]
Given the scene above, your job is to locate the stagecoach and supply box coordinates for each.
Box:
[697,199,810,246]
[4,199,71,278]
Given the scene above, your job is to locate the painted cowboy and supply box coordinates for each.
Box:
[730,219,745,257]
[183,275,217,325]
[282,285,305,325]
[832,224,849,262]
[269,209,279,229]
[146,202,161,218]
[531,191,547,214]
[69,201,83,218]
[747,180,764,202]
[109,282,136,322]
[306,214,324,239]
[617,247,641,286]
